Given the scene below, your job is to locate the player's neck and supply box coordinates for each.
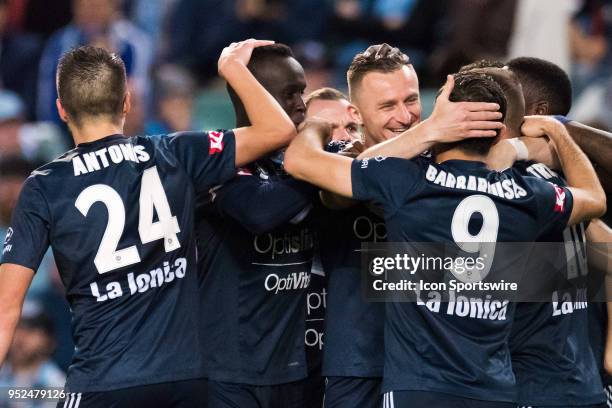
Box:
[70,120,125,145]
[435,148,487,165]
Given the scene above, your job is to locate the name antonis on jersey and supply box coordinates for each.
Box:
[73,143,151,176]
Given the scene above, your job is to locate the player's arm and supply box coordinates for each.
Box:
[214,175,316,235]
[357,75,504,160]
[284,120,354,198]
[585,219,612,375]
[218,39,296,167]
[0,264,34,366]
[522,116,606,225]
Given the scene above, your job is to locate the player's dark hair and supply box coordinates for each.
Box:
[226,43,295,126]
[347,43,411,97]
[56,46,127,127]
[506,57,572,115]
[461,67,524,136]
[458,59,505,72]
[247,43,295,76]
[304,87,348,108]
[444,71,507,155]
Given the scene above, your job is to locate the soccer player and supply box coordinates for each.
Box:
[195,44,323,408]
[507,57,612,195]
[304,87,361,143]
[284,71,607,407]
[317,44,506,408]
[0,39,296,408]
[490,58,610,408]
[458,61,607,407]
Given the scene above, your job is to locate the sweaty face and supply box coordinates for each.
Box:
[306,99,361,142]
[256,57,307,127]
[352,66,421,146]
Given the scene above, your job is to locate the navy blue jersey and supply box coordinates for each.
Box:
[510,161,604,406]
[196,159,315,385]
[351,157,573,402]
[316,203,385,378]
[1,131,236,392]
[304,253,326,376]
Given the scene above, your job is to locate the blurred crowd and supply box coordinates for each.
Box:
[1,0,611,404]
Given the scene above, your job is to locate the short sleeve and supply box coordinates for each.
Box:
[527,177,574,237]
[164,130,237,193]
[1,177,50,271]
[351,157,424,214]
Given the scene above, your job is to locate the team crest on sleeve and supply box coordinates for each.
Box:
[208,131,225,155]
[552,183,566,213]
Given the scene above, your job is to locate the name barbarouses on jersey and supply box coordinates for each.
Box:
[90,257,187,302]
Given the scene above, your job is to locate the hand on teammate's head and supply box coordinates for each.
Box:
[426,74,505,144]
[218,39,275,75]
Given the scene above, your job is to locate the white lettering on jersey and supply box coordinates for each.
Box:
[424,164,527,200]
[73,143,150,176]
[90,257,187,302]
[264,271,311,293]
[551,288,588,316]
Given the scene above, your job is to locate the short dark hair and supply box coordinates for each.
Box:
[506,57,572,115]
[347,43,410,96]
[226,43,296,120]
[247,43,295,77]
[56,46,127,126]
[458,59,505,72]
[461,67,524,136]
[444,71,507,155]
[304,87,348,108]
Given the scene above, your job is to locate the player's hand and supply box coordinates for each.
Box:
[424,74,504,143]
[520,115,560,138]
[297,118,334,148]
[218,39,274,77]
[339,140,365,158]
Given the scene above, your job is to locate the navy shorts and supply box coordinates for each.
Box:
[208,377,320,408]
[56,378,208,408]
[383,390,516,408]
[324,376,381,408]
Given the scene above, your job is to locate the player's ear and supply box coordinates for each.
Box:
[56,99,69,123]
[348,104,363,125]
[533,100,549,116]
[123,91,132,116]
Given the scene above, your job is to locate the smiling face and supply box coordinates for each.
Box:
[351,66,421,146]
